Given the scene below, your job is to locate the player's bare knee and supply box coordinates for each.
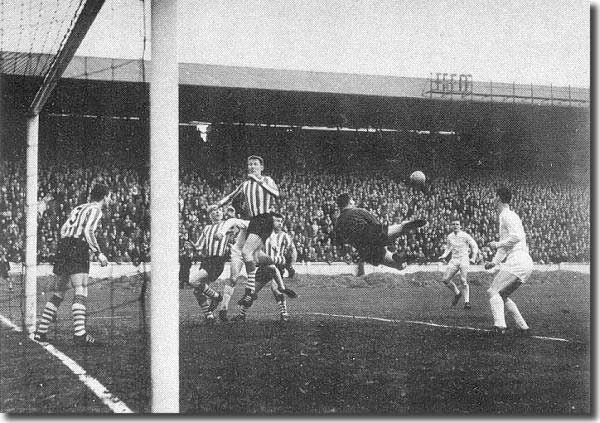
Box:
[50,293,64,307]
[486,287,498,297]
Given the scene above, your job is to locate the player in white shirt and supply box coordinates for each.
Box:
[439,220,480,309]
[484,187,533,335]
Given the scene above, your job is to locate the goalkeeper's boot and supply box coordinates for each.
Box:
[463,302,471,310]
[280,313,290,322]
[74,333,96,346]
[451,292,463,306]
[208,294,223,313]
[218,309,229,322]
[33,332,48,343]
[205,313,216,324]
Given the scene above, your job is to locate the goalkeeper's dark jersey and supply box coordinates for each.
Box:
[334,207,382,247]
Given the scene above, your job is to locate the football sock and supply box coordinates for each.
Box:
[504,298,529,329]
[193,287,206,305]
[222,284,235,310]
[270,266,284,290]
[36,294,63,334]
[278,299,288,316]
[238,303,249,317]
[72,295,87,337]
[462,283,470,302]
[445,281,460,295]
[199,299,212,318]
[489,293,507,328]
[201,284,219,299]
[245,269,256,293]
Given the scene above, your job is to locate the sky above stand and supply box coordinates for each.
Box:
[7,0,592,87]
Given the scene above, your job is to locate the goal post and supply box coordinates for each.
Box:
[24,115,39,333]
[149,0,179,413]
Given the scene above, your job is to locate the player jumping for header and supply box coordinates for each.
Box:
[334,193,426,271]
[208,155,279,312]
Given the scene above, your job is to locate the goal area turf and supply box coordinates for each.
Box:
[0,269,590,414]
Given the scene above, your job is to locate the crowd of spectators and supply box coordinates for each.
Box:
[0,158,590,266]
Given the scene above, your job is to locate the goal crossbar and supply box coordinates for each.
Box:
[28,0,106,116]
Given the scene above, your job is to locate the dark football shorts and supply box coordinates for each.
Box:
[247,213,275,242]
[53,237,90,276]
[200,256,227,281]
[355,223,389,266]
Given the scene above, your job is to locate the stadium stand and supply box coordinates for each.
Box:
[0,151,589,265]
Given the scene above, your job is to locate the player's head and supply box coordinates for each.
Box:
[225,205,236,219]
[90,183,110,204]
[209,207,224,223]
[247,155,264,176]
[336,193,354,210]
[451,220,461,232]
[496,186,512,206]
[272,212,284,231]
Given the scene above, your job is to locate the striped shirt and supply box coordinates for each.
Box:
[219,176,279,218]
[195,221,230,257]
[60,202,103,254]
[265,231,293,265]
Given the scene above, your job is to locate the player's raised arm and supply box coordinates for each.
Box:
[210,182,245,211]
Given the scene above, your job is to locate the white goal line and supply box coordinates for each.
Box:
[306,312,573,343]
[0,313,133,413]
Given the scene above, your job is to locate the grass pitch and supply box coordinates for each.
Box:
[0,270,590,414]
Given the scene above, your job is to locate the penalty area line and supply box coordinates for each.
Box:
[0,313,133,413]
[306,312,573,343]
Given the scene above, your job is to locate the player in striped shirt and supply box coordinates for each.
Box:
[235,212,298,321]
[438,220,480,309]
[334,193,426,271]
[208,155,280,311]
[188,207,233,322]
[34,184,110,345]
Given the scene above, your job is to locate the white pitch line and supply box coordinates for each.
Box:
[0,313,133,413]
[307,312,573,343]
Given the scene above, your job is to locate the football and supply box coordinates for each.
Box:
[410,170,426,184]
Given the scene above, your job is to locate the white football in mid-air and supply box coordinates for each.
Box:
[410,171,426,184]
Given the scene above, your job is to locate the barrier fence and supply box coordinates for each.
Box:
[7,261,590,279]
